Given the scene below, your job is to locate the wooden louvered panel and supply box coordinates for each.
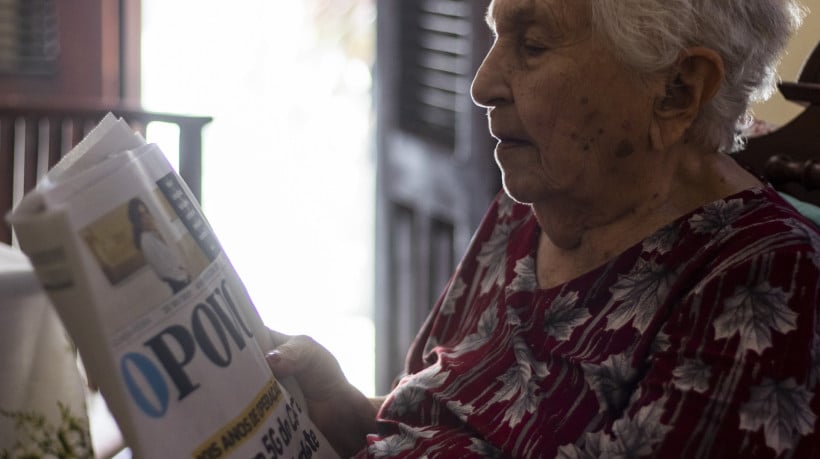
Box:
[417,50,463,74]
[399,0,472,149]
[376,0,497,393]
[388,204,419,384]
[428,218,455,307]
[382,201,456,385]
[0,0,59,75]
[417,68,461,93]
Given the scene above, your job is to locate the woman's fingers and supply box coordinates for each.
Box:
[265,335,346,397]
[262,333,376,456]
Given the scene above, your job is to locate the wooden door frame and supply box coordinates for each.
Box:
[374,0,496,393]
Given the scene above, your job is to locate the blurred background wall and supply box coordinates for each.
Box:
[754,0,819,125]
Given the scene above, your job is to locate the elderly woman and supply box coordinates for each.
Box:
[268,0,818,457]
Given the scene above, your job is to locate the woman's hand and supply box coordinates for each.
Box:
[265,331,377,457]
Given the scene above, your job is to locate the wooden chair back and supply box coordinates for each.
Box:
[0,102,212,244]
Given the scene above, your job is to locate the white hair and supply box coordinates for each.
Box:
[588,0,807,152]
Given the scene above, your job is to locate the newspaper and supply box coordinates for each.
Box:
[7,114,338,459]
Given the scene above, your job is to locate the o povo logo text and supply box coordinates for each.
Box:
[119,279,255,418]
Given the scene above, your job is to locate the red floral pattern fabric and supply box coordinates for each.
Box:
[357,186,820,458]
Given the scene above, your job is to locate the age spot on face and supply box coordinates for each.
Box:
[621,120,632,132]
[583,111,599,125]
[614,140,635,158]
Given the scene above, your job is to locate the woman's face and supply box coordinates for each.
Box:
[137,203,156,230]
[471,0,668,213]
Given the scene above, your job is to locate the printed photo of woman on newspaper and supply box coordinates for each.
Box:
[127,197,191,294]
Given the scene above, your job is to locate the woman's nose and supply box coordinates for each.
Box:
[470,44,510,108]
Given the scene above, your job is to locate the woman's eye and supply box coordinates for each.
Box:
[522,42,547,56]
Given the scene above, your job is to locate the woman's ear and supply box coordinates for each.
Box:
[650,47,724,150]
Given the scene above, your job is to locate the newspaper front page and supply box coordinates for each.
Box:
[8,114,338,459]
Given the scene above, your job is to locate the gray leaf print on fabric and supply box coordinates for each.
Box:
[422,335,439,358]
[445,400,475,423]
[389,387,426,417]
[672,359,712,393]
[604,401,672,457]
[388,364,451,417]
[497,193,515,220]
[790,220,820,269]
[493,375,542,427]
[450,303,499,356]
[368,424,438,457]
[441,276,467,316]
[689,198,745,235]
[543,291,590,341]
[650,331,671,354]
[556,433,602,459]
[468,438,503,458]
[559,402,671,458]
[508,255,537,293]
[485,341,548,426]
[483,310,549,427]
[713,282,796,354]
[606,258,677,332]
[582,352,639,415]
[477,221,512,295]
[739,378,816,455]
[642,224,679,254]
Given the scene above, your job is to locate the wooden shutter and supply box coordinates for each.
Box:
[397,0,473,148]
[375,0,497,393]
[0,0,59,76]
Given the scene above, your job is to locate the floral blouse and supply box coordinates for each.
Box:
[359,186,820,458]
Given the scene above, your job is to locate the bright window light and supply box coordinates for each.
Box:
[141,0,376,396]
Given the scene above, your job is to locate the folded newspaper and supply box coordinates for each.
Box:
[8,114,338,459]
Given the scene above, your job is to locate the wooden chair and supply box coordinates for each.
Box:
[734,41,820,206]
[0,101,212,244]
